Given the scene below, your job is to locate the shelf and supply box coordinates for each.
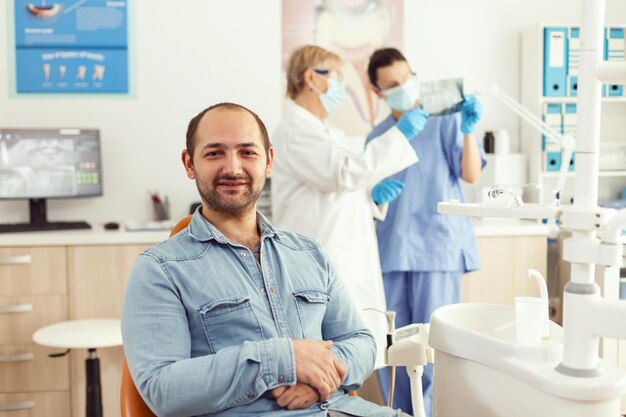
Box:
[541,170,626,178]
[438,201,560,220]
[539,97,626,104]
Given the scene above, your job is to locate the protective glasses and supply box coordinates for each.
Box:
[379,73,417,95]
[312,68,344,82]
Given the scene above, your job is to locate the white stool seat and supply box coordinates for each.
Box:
[33,319,122,349]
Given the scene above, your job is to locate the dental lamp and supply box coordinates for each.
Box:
[475,78,576,202]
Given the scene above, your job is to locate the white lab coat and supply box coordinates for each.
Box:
[271,101,418,367]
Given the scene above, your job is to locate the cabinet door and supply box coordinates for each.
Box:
[0,296,68,344]
[461,236,547,304]
[0,248,67,296]
[0,345,69,392]
[0,392,70,417]
[68,244,151,417]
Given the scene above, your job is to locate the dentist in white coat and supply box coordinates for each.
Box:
[271,45,429,367]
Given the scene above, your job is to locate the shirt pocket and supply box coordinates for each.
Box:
[198,296,264,353]
[293,289,330,339]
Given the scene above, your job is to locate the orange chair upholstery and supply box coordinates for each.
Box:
[120,216,192,417]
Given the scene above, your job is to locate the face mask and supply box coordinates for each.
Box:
[318,78,346,115]
[383,76,419,112]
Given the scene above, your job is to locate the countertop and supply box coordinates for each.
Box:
[0,227,171,247]
[0,220,552,247]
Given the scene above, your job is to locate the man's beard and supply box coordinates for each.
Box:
[196,173,265,217]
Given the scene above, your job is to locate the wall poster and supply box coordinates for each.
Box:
[282,0,404,135]
[14,0,128,93]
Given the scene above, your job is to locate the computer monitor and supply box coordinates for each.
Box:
[0,128,102,233]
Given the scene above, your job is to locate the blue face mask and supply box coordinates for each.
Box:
[318,78,346,115]
[382,76,419,112]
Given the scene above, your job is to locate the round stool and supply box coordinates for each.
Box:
[33,319,122,417]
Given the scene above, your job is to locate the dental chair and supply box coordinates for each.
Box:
[120,215,192,417]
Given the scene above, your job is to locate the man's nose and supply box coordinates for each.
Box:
[223,153,243,175]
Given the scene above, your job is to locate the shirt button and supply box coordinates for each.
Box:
[279,322,287,328]
[247,390,254,399]
[278,375,285,383]
[260,287,266,293]
[240,252,247,257]
[270,287,276,293]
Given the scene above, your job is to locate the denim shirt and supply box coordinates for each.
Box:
[121,210,402,417]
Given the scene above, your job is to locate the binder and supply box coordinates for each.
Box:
[542,103,563,151]
[567,27,580,97]
[544,27,568,96]
[561,104,577,171]
[545,152,562,172]
[606,27,625,97]
[562,103,577,136]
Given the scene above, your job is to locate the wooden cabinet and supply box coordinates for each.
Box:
[0,234,163,417]
[461,235,547,304]
[0,247,69,417]
[68,245,150,417]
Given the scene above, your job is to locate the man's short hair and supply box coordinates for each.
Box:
[367,48,408,89]
[286,44,342,100]
[186,102,271,161]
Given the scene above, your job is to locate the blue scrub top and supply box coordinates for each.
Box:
[366,113,486,273]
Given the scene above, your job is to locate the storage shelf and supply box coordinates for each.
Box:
[541,170,626,178]
[539,97,626,104]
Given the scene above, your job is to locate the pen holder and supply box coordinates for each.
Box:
[152,201,170,221]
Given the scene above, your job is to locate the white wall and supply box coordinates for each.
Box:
[1,0,625,226]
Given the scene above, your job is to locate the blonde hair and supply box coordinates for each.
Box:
[286,45,341,100]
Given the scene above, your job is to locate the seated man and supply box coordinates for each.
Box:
[121,102,411,417]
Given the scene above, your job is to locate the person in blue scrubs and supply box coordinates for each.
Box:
[366,48,486,417]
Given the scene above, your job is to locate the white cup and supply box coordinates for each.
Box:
[515,296,546,346]
[494,129,510,155]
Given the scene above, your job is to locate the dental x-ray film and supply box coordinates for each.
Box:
[419,78,464,116]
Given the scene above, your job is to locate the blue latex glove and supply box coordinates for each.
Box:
[371,179,405,205]
[396,108,429,140]
[460,95,483,134]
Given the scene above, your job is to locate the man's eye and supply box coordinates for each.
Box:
[205,151,222,157]
[241,150,257,156]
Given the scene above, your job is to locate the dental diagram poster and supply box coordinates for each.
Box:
[14,0,128,93]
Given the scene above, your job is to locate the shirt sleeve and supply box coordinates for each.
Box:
[280,125,418,194]
[121,254,296,417]
[319,254,377,391]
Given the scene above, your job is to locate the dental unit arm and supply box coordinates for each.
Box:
[366,307,432,417]
[386,323,433,417]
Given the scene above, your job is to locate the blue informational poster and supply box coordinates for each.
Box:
[14,0,128,93]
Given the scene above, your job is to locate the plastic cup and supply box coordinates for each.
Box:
[515,296,546,346]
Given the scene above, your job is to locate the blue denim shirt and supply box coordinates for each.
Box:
[121,210,403,417]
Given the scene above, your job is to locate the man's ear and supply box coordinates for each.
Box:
[265,146,274,177]
[182,149,195,179]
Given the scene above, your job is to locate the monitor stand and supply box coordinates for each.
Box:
[0,199,91,233]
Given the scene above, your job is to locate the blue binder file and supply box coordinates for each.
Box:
[606,27,625,97]
[567,27,580,96]
[544,27,568,96]
[542,103,563,151]
[563,103,577,136]
[545,152,562,172]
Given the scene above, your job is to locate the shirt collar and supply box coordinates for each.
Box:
[187,207,277,243]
